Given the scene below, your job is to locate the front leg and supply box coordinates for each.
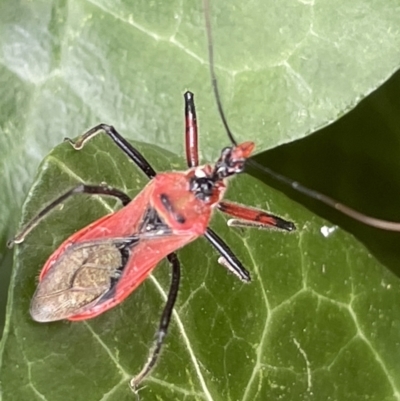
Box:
[218,201,295,231]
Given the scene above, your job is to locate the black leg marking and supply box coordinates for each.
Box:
[218,201,296,232]
[66,124,157,180]
[130,252,181,391]
[184,91,199,168]
[8,184,131,247]
[204,228,251,282]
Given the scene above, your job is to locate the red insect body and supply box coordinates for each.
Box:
[9,0,400,392]
[9,53,296,391]
[9,90,295,387]
[29,140,271,325]
[32,172,217,321]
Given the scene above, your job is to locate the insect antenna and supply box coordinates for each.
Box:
[203,0,237,147]
[202,0,400,232]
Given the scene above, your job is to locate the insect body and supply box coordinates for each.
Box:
[9,92,295,389]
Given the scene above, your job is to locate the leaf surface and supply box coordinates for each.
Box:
[1,137,400,401]
[1,0,400,400]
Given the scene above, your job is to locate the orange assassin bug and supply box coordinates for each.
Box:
[8,4,299,385]
[8,0,400,395]
[8,96,295,388]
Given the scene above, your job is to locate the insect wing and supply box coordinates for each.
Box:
[37,213,116,281]
[37,182,154,281]
[30,180,199,322]
[31,234,196,322]
[30,239,134,322]
[31,185,152,321]
[68,234,195,321]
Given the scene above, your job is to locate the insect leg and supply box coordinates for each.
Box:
[8,184,130,247]
[65,124,157,179]
[184,91,199,168]
[130,252,181,391]
[218,201,296,231]
[204,228,251,282]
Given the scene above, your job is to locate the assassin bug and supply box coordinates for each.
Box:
[8,0,400,396]
[7,0,297,390]
[10,25,299,388]
[9,99,295,389]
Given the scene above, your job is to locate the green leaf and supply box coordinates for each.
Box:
[1,136,400,401]
[1,0,400,400]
